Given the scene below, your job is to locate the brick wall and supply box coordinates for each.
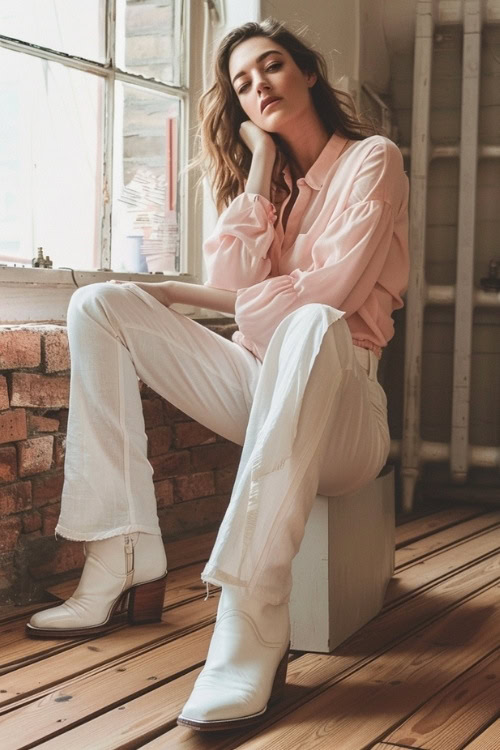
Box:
[0,322,241,606]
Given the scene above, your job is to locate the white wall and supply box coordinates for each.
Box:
[359,0,391,93]
[225,0,261,28]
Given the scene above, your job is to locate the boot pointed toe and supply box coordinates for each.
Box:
[179,686,259,724]
[28,602,79,630]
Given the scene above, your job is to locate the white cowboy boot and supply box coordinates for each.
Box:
[25,532,167,638]
[177,584,290,731]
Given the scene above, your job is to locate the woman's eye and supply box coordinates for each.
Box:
[237,63,282,94]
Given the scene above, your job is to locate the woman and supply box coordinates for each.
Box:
[26,18,409,732]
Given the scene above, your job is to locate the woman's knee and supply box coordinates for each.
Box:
[67,282,121,322]
[288,303,350,342]
[312,312,352,368]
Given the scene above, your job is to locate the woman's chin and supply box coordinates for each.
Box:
[260,122,284,135]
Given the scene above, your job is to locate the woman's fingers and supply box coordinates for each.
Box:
[239,120,275,154]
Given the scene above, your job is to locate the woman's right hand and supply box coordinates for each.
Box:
[239,120,276,155]
[106,279,173,306]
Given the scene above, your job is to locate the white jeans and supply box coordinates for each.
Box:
[55,283,390,604]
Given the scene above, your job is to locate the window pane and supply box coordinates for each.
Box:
[116,0,182,86]
[112,81,180,273]
[0,47,104,269]
[0,0,106,62]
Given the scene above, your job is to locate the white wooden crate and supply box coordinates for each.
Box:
[289,464,395,653]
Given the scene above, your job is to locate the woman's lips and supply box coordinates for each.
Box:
[262,98,282,113]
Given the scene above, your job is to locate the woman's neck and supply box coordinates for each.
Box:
[278,115,331,177]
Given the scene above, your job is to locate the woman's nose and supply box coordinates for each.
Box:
[256,77,271,95]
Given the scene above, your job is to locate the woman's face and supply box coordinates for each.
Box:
[228,36,316,134]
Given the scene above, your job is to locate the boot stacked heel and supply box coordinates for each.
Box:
[268,643,290,705]
[127,573,168,624]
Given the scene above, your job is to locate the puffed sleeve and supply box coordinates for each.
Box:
[234,198,396,360]
[203,192,277,291]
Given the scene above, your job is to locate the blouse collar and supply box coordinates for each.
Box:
[281,131,349,191]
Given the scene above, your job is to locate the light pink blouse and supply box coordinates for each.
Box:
[203,131,410,361]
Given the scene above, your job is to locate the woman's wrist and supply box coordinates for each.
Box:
[164,280,236,314]
[245,145,276,201]
[254,141,276,158]
[162,280,177,305]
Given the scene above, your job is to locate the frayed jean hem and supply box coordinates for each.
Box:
[201,566,291,607]
[54,523,162,542]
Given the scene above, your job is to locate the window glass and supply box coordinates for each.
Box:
[115,0,182,86]
[0,0,186,273]
[0,0,106,62]
[112,81,180,273]
[0,47,103,269]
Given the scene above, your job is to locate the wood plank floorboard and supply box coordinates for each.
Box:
[461,718,500,749]
[381,649,500,749]
[0,503,498,750]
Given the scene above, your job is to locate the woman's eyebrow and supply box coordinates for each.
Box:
[232,50,284,86]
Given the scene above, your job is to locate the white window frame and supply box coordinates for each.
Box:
[0,0,208,323]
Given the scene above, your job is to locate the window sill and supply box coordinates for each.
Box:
[0,267,233,324]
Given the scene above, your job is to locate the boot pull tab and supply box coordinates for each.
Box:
[124,535,135,575]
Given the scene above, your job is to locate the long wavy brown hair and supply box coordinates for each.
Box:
[190,18,381,214]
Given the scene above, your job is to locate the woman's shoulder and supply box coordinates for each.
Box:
[348,134,403,162]
[343,135,406,189]
[341,134,407,206]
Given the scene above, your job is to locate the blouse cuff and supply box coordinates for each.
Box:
[246,192,277,224]
[218,192,277,232]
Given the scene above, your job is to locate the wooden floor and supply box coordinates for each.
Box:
[1,501,499,750]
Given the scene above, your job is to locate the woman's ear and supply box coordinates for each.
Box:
[306,71,317,88]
